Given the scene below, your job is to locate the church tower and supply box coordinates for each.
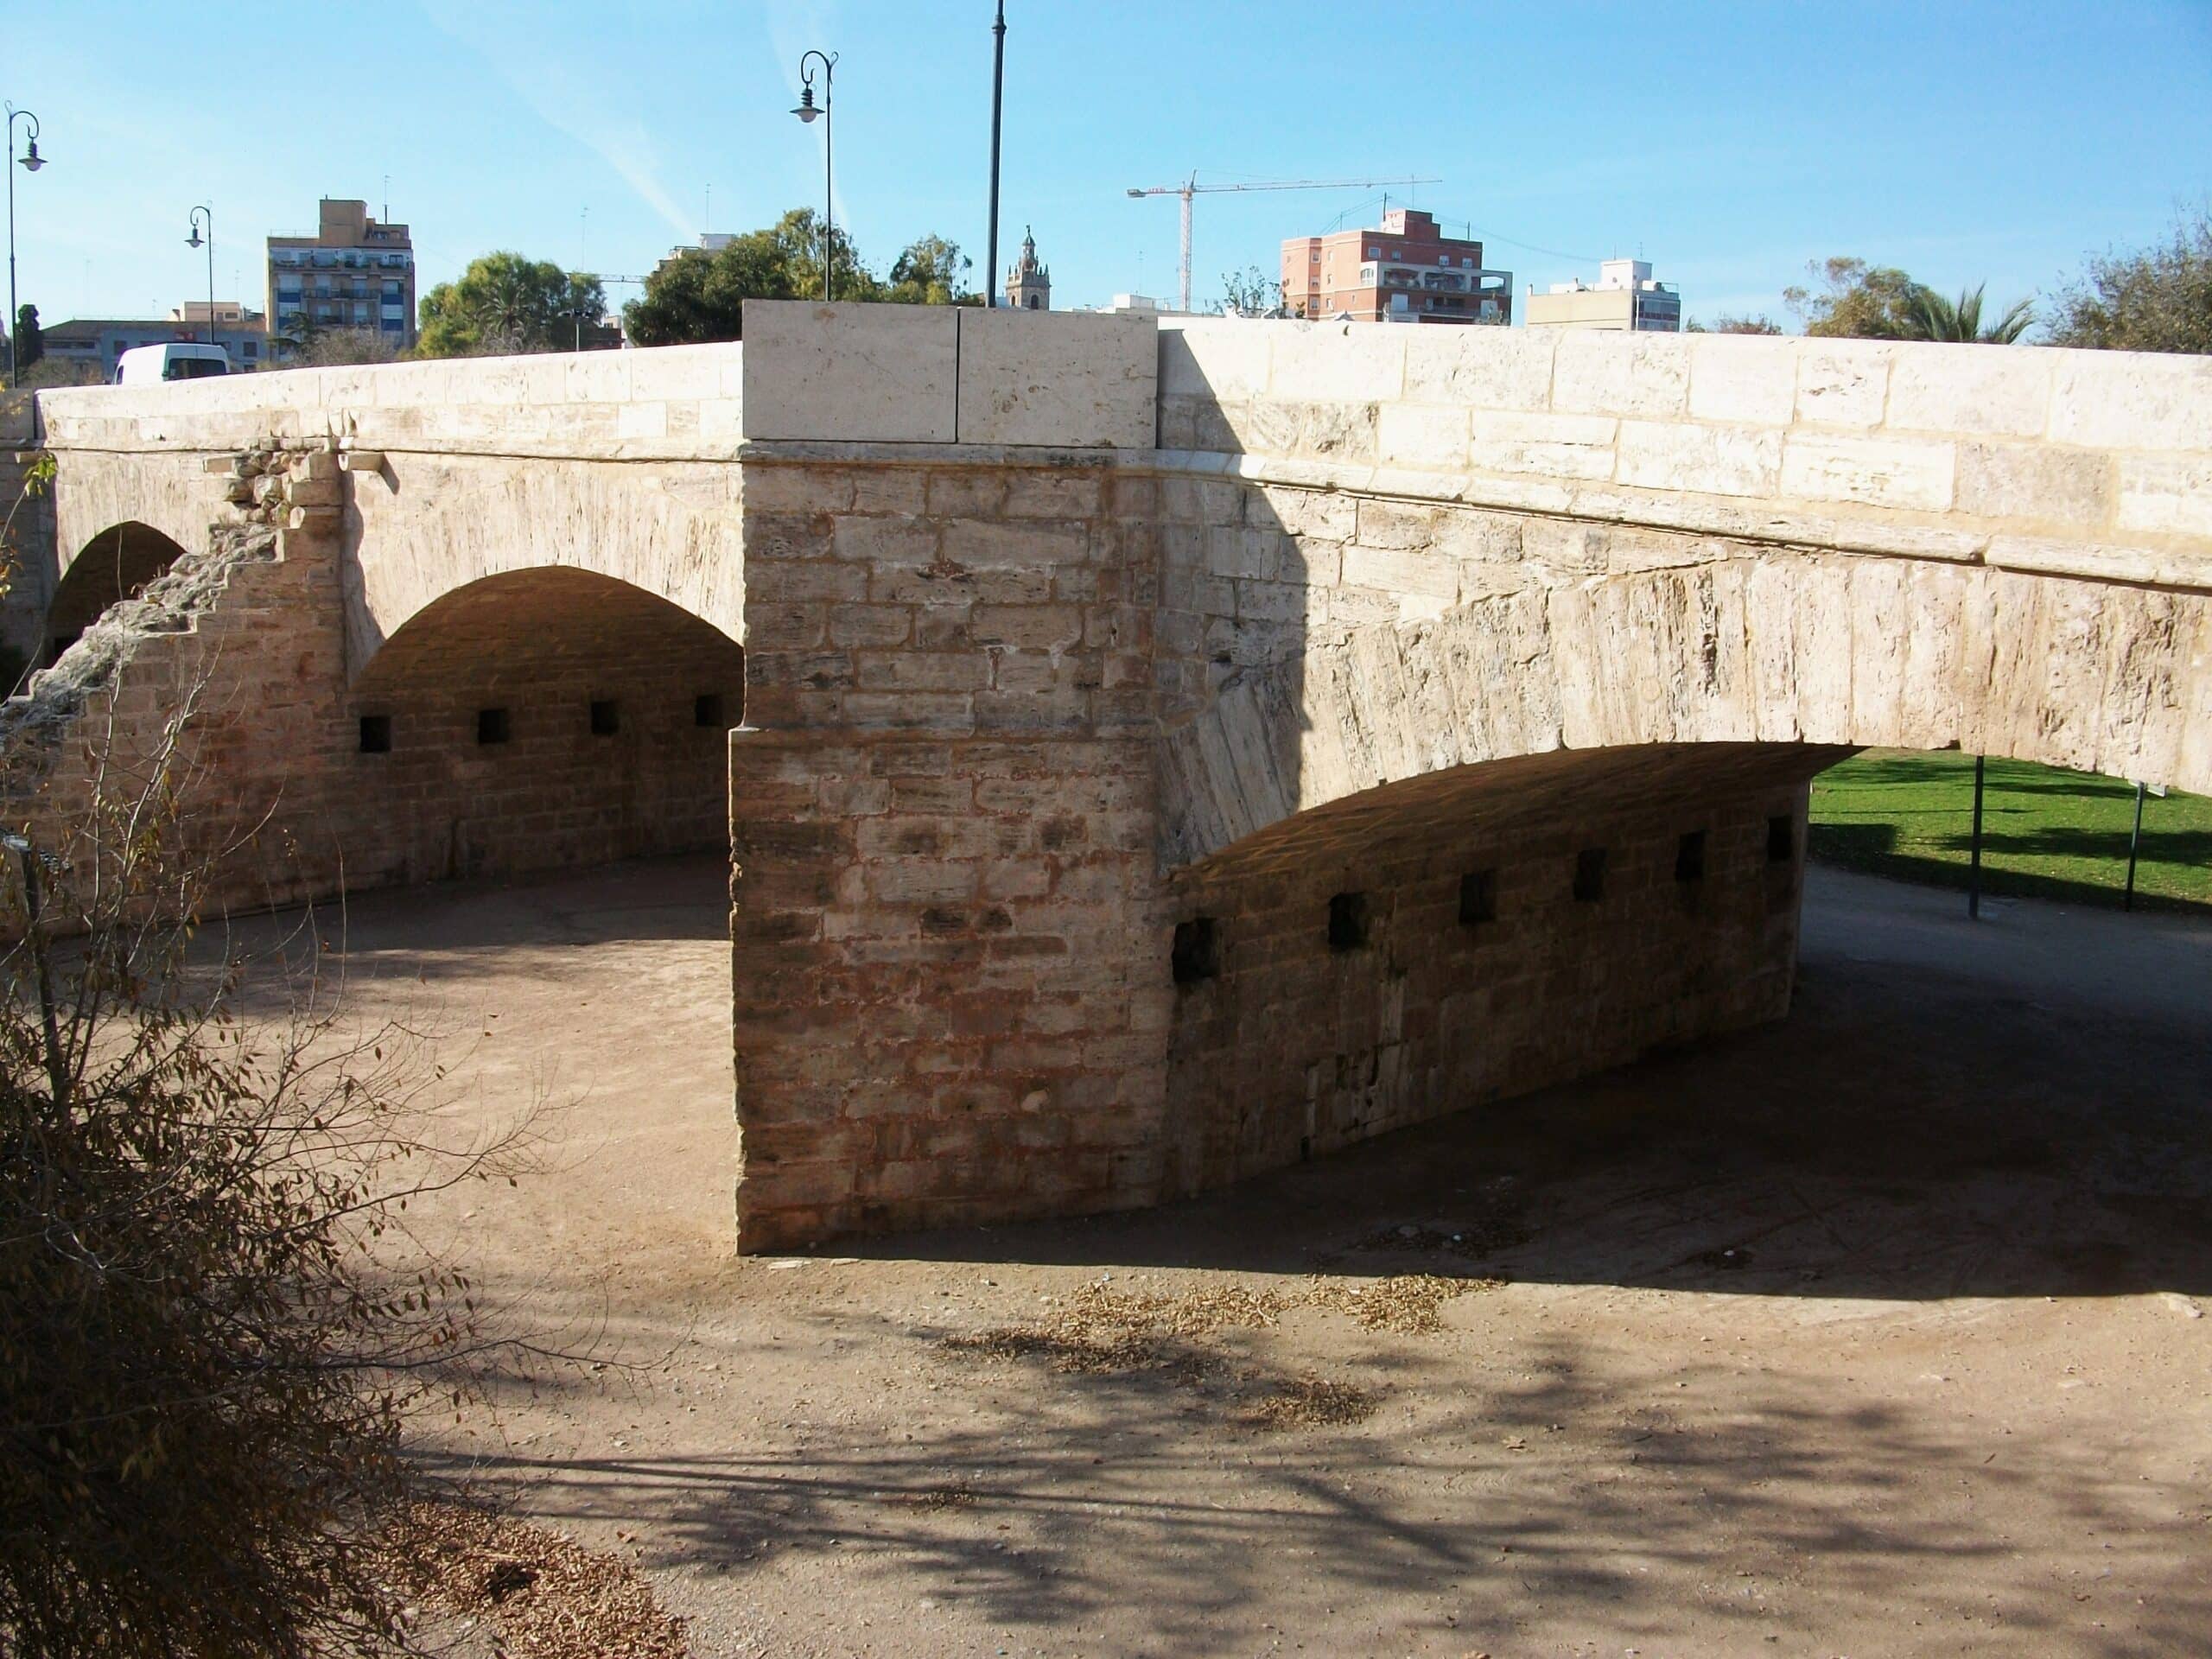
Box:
[1004,226,1051,310]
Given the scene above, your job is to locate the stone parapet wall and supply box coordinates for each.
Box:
[1159,320,2212,592]
[36,343,747,463]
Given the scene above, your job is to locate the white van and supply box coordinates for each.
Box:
[113,342,231,386]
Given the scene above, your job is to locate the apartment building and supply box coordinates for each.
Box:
[266,198,416,359]
[1280,207,1511,326]
[1524,258,1681,332]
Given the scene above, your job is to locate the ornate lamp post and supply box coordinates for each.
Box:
[5,105,47,389]
[789,50,837,301]
[987,2,1006,308]
[186,206,216,359]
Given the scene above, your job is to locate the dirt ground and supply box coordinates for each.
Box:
[257,857,2212,1658]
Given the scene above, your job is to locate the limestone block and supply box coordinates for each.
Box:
[1402,327,1557,412]
[1793,340,1893,428]
[1268,321,1406,404]
[1158,319,1271,401]
[1954,442,2113,529]
[741,301,958,442]
[1466,409,1618,480]
[954,308,1155,448]
[563,349,632,404]
[1375,402,1470,471]
[630,342,740,404]
[1550,332,1690,418]
[1687,335,1798,427]
[2115,454,2212,538]
[2049,348,2212,452]
[1886,342,2051,438]
[1780,433,1955,512]
[1617,420,1783,499]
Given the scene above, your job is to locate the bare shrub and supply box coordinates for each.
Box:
[0,691,537,1656]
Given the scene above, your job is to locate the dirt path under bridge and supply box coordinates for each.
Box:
[255,856,2212,1657]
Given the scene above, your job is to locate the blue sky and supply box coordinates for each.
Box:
[10,0,2211,329]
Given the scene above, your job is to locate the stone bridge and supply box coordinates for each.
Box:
[12,304,2210,1247]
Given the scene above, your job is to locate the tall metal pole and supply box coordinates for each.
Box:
[188,206,214,358]
[1967,753,1986,920]
[794,51,837,302]
[5,108,41,390]
[986,0,1006,307]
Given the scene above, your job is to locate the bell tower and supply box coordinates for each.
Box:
[1003,226,1051,311]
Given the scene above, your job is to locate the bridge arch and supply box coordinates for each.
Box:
[343,459,744,681]
[1159,555,2212,871]
[342,566,744,886]
[41,521,194,670]
[1153,553,2212,1199]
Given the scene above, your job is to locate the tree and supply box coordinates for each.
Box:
[1685,313,1783,334]
[1219,266,1284,317]
[2046,204,2212,355]
[1899,282,2035,344]
[11,305,41,375]
[885,235,976,305]
[17,355,103,389]
[625,210,969,345]
[1783,257,1925,340]
[416,251,606,357]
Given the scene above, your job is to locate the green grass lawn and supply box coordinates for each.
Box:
[1808,749,2212,913]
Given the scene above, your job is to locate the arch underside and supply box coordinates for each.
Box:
[1160,555,2212,872]
[344,457,745,681]
[44,522,193,667]
[344,567,745,887]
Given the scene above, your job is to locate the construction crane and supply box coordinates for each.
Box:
[1123,174,1441,313]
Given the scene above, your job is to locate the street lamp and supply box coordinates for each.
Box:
[5,105,46,390]
[986,2,1006,308]
[789,49,836,302]
[186,206,216,361]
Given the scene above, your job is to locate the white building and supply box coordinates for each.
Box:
[1525,257,1681,332]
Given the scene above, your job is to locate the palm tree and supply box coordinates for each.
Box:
[1900,282,2035,344]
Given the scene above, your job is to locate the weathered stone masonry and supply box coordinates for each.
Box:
[21,306,2212,1249]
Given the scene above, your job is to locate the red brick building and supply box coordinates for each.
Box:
[1281,207,1512,326]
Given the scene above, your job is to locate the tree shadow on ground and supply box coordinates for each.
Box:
[418,1324,2208,1656]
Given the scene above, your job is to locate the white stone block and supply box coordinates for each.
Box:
[1617,420,1783,499]
[1158,319,1270,400]
[1686,335,1798,427]
[631,341,738,403]
[2049,349,2212,452]
[616,400,668,441]
[1465,409,1618,480]
[1886,343,2051,437]
[1781,433,1955,512]
[564,349,632,404]
[1267,321,1406,403]
[2116,454,2212,537]
[1550,331,1691,417]
[741,301,958,442]
[1375,403,1470,470]
[1402,327,1556,411]
[955,308,1155,448]
[1793,340,1893,428]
